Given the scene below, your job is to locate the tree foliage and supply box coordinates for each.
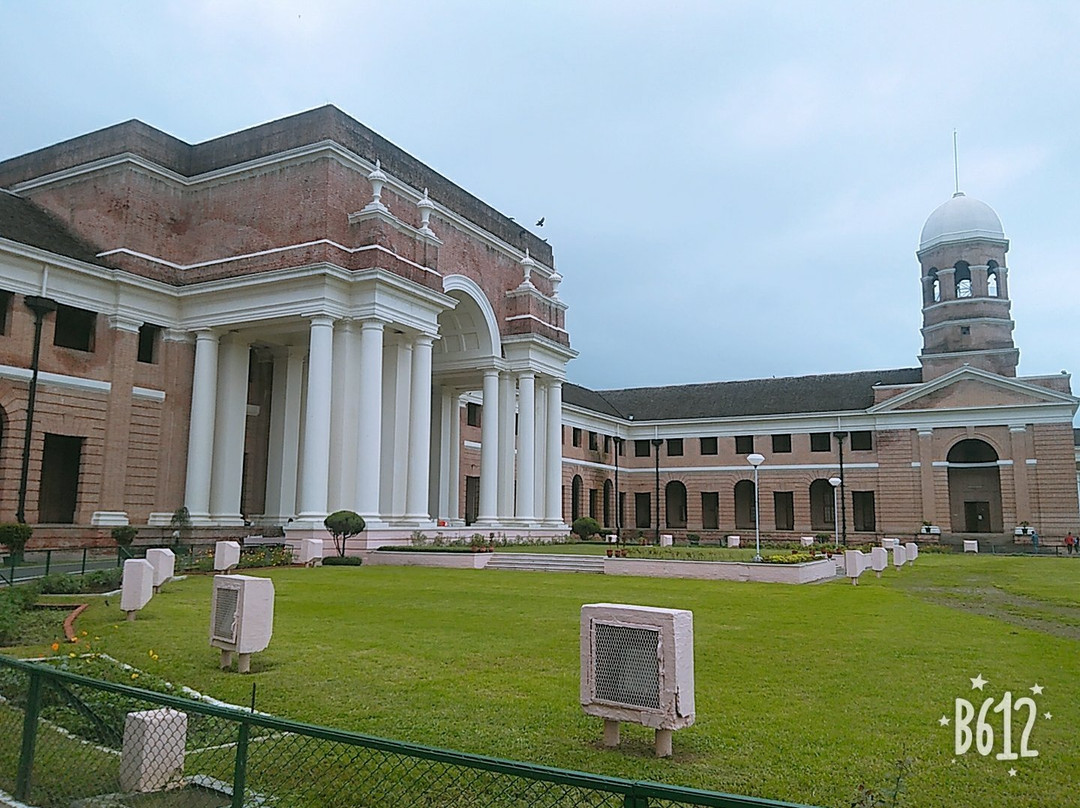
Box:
[571,516,601,541]
[324,510,366,557]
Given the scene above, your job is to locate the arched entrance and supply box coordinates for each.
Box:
[603,479,613,528]
[665,480,687,528]
[809,479,834,532]
[734,479,755,530]
[571,475,583,521]
[947,439,1002,533]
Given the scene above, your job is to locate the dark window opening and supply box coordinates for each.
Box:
[464,476,480,525]
[701,492,719,530]
[699,436,718,455]
[634,440,651,457]
[735,435,754,455]
[39,433,83,523]
[589,488,599,520]
[466,402,481,428]
[572,428,582,447]
[54,303,96,352]
[665,481,687,528]
[635,492,651,528]
[772,434,792,453]
[734,479,755,530]
[571,475,583,521]
[773,491,795,531]
[603,479,613,527]
[810,432,831,452]
[853,491,876,532]
[588,431,598,451]
[667,438,683,457]
[850,430,873,451]
[603,435,611,453]
[0,290,12,335]
[960,326,970,335]
[137,323,162,364]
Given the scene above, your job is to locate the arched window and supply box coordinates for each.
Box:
[987,260,999,297]
[947,439,998,464]
[603,479,613,528]
[665,481,687,528]
[734,479,755,530]
[928,267,941,303]
[571,475,583,522]
[954,261,972,298]
[809,479,835,532]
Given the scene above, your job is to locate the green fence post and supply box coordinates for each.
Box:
[232,720,250,808]
[44,550,51,576]
[81,547,88,576]
[15,670,44,801]
[623,786,649,808]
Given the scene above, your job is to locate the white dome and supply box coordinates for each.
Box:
[919,192,1005,251]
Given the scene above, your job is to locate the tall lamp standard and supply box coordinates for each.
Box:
[829,476,842,549]
[651,438,663,544]
[613,437,623,540]
[833,431,848,546]
[17,295,58,524]
[747,453,765,561]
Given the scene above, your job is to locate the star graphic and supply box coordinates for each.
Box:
[938,715,950,727]
[1009,768,1017,777]
[1044,712,1052,720]
[1030,684,1044,695]
[971,674,988,690]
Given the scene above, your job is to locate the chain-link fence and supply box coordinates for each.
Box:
[0,655,815,808]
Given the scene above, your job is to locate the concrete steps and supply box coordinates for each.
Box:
[485,553,605,574]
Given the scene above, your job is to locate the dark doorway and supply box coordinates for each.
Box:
[39,433,82,523]
[734,479,755,530]
[964,501,992,533]
[464,475,479,526]
[665,481,687,528]
[809,479,834,532]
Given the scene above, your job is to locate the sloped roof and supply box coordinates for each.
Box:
[0,190,107,266]
[564,368,924,421]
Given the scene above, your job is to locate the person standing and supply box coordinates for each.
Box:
[1065,532,1076,555]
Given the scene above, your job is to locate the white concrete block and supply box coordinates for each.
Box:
[606,534,619,544]
[964,540,979,553]
[210,575,275,666]
[119,708,187,792]
[726,535,740,548]
[660,534,673,547]
[146,548,175,590]
[893,545,907,567]
[844,550,870,583]
[871,546,888,576]
[120,559,154,617]
[214,541,241,571]
[297,538,323,565]
[882,537,899,549]
[800,536,815,547]
[904,542,918,563]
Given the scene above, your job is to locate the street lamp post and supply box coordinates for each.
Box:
[833,431,848,546]
[651,438,663,544]
[829,476,842,549]
[613,437,623,540]
[747,453,765,561]
[17,295,58,524]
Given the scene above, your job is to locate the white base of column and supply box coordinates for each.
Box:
[209,514,247,528]
[147,512,174,527]
[185,511,214,527]
[90,511,129,527]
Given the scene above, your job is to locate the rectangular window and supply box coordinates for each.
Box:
[588,431,598,451]
[701,492,719,530]
[853,491,876,532]
[572,428,582,447]
[0,290,12,335]
[589,489,599,520]
[810,432,831,452]
[137,323,162,364]
[772,434,792,453]
[699,436,718,455]
[618,491,626,526]
[850,430,873,451]
[635,492,651,528]
[634,440,651,457]
[667,438,683,457]
[466,402,482,428]
[773,491,795,531]
[603,435,611,454]
[53,303,96,352]
[617,438,625,456]
[735,435,754,455]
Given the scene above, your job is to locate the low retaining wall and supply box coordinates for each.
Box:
[603,557,838,584]
[360,551,493,570]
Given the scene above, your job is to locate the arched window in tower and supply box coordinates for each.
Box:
[987,260,999,297]
[571,475,583,522]
[928,268,941,303]
[954,261,972,298]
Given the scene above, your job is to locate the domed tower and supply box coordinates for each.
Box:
[917,192,1018,380]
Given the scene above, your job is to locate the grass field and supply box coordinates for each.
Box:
[4,555,1078,808]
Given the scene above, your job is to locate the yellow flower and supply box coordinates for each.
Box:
[152,654,159,661]
[148,650,155,657]
[81,630,88,636]
[50,642,60,652]
[131,673,139,679]
[68,653,76,658]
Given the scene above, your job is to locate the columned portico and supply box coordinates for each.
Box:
[263,345,303,522]
[295,315,336,526]
[545,380,564,526]
[184,329,220,525]
[209,332,251,525]
[477,369,500,524]
[405,335,435,521]
[356,319,386,522]
[516,371,536,522]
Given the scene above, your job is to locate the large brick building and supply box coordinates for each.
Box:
[0,108,1076,546]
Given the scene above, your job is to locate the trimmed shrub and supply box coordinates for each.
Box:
[324,510,366,557]
[0,523,32,560]
[110,525,138,547]
[322,556,364,566]
[571,517,601,541]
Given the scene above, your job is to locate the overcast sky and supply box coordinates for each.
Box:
[3,1,1079,406]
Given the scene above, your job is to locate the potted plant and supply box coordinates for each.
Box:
[111,525,138,558]
[606,547,614,557]
[920,521,941,535]
[1014,521,1032,536]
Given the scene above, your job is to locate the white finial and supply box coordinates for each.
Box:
[417,187,435,231]
[519,248,537,289]
[366,159,388,210]
[549,269,562,299]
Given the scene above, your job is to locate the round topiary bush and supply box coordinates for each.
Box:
[111,525,138,547]
[323,510,366,557]
[571,516,602,542]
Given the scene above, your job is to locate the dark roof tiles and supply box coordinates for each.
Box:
[0,191,107,266]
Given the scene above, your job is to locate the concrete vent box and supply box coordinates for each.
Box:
[215,541,241,571]
[210,574,274,673]
[580,603,694,757]
[121,559,155,620]
[146,548,175,592]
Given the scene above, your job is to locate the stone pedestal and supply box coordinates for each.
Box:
[120,559,154,619]
[146,548,175,593]
[119,708,187,792]
[215,541,241,571]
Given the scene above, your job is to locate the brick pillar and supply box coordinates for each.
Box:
[1010,426,1031,525]
[918,429,936,526]
[91,317,140,526]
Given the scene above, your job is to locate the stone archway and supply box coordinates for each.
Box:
[947,439,1002,533]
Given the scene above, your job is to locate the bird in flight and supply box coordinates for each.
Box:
[535,217,545,227]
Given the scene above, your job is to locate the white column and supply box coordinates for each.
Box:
[381,339,413,518]
[328,320,357,510]
[534,383,547,519]
[435,389,453,521]
[184,329,220,525]
[263,346,303,521]
[516,372,536,521]
[478,369,500,523]
[448,394,461,521]
[296,315,335,523]
[406,335,434,520]
[355,320,385,520]
[498,371,515,520]
[546,380,564,525]
[209,333,250,526]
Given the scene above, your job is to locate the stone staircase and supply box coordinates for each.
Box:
[485,553,606,574]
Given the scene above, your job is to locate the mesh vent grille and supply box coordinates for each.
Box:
[213,586,239,643]
[593,622,660,709]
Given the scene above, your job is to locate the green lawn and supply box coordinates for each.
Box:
[4,555,1078,808]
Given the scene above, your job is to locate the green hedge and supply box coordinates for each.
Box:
[322,556,364,566]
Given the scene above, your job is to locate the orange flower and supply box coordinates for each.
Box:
[50,642,60,652]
